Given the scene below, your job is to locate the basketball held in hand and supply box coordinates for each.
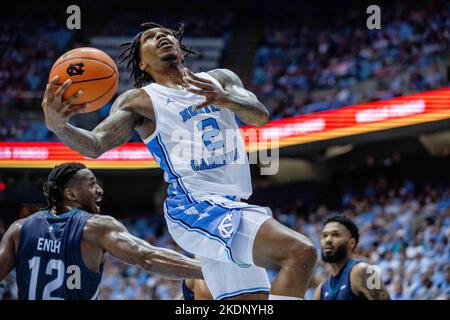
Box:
[48,47,119,113]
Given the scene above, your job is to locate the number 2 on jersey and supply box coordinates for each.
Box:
[197,118,224,151]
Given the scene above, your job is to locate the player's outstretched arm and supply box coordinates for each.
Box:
[350,263,391,300]
[0,220,24,281]
[87,215,203,280]
[42,76,146,158]
[184,68,270,126]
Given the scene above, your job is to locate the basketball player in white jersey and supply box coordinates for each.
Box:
[42,22,317,300]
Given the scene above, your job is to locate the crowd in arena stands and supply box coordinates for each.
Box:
[2,2,450,141]
[0,4,234,109]
[0,17,76,107]
[98,10,235,39]
[251,2,450,119]
[296,178,449,300]
[0,6,234,142]
[0,9,91,142]
[1,177,448,300]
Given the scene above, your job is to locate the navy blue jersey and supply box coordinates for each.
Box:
[182,280,195,300]
[320,258,365,300]
[16,209,103,300]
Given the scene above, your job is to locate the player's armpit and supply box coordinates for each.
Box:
[91,215,203,280]
[0,220,24,281]
[351,263,391,300]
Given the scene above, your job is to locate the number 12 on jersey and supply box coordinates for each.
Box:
[28,256,81,300]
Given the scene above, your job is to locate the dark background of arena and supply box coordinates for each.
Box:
[0,0,449,300]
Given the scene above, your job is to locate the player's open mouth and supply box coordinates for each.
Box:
[158,39,172,49]
[95,198,102,211]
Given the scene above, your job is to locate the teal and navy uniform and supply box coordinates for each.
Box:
[16,209,103,300]
[320,258,365,300]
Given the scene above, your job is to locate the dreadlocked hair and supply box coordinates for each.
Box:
[118,22,197,88]
[43,162,86,213]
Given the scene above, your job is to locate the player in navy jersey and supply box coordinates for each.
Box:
[313,215,390,300]
[0,162,202,300]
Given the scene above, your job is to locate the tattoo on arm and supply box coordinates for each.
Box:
[209,69,270,126]
[54,92,140,158]
[358,265,391,300]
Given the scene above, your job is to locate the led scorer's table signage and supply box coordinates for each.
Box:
[1,88,449,168]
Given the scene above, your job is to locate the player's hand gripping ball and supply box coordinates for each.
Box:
[48,47,119,113]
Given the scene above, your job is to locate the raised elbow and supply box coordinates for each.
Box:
[84,152,101,159]
[83,145,106,159]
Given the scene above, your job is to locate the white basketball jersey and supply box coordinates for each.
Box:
[141,72,252,200]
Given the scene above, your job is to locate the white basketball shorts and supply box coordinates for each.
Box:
[164,194,272,299]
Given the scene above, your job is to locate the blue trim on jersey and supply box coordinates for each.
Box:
[204,200,235,211]
[216,287,270,300]
[156,134,194,203]
[204,199,257,211]
[146,134,192,202]
[164,202,238,265]
[146,136,178,181]
[166,194,194,209]
[44,208,80,219]
[164,212,236,264]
